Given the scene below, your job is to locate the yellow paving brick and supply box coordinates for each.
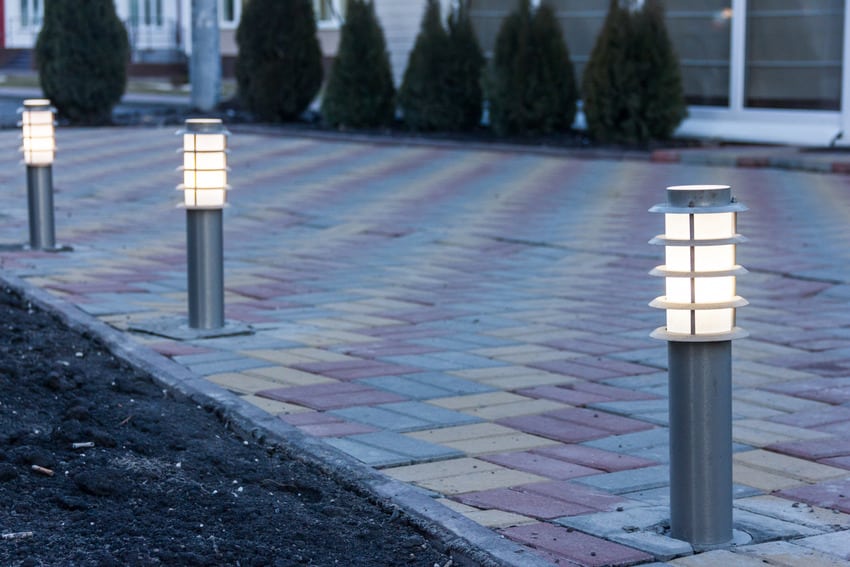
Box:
[461,399,569,420]
[244,366,335,386]
[240,394,311,415]
[206,372,281,394]
[733,462,805,491]
[482,372,575,390]
[734,389,832,413]
[430,392,534,411]
[339,314,403,327]
[736,496,850,530]
[407,423,516,444]
[415,468,548,494]
[239,349,320,365]
[732,400,785,420]
[437,499,536,529]
[733,419,832,447]
[299,318,366,331]
[471,345,554,357]
[485,325,561,338]
[735,540,850,566]
[443,433,558,455]
[295,330,377,346]
[496,350,585,364]
[384,458,502,482]
[734,450,848,483]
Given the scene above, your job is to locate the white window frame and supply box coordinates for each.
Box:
[219,0,242,29]
[315,0,344,30]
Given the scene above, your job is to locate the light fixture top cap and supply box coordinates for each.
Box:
[649,184,747,214]
[180,118,229,135]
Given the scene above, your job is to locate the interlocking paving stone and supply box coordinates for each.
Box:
[256,382,406,410]
[359,372,493,399]
[734,508,823,541]
[777,479,850,514]
[768,406,850,429]
[330,401,479,432]
[669,549,770,566]
[734,450,848,483]
[735,495,850,531]
[480,451,600,480]
[501,523,653,567]
[437,498,536,529]
[769,437,850,461]
[574,464,670,494]
[555,505,670,538]
[456,487,595,519]
[735,540,850,567]
[795,532,850,560]
[532,444,658,472]
[497,414,610,443]
[325,431,462,468]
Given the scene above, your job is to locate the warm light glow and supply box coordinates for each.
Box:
[651,185,746,340]
[179,119,229,209]
[20,99,55,166]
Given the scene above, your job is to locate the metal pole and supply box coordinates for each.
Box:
[26,165,56,250]
[190,0,221,112]
[186,208,224,329]
[668,340,733,549]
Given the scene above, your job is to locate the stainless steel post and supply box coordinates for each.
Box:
[26,165,56,250]
[668,340,733,548]
[186,208,224,329]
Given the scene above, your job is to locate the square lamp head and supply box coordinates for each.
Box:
[649,185,748,342]
[178,118,230,209]
[19,99,56,166]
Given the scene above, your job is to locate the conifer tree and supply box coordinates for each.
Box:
[35,0,129,124]
[582,0,686,143]
[489,0,577,136]
[236,0,323,122]
[398,0,451,131]
[444,0,485,131]
[322,0,396,128]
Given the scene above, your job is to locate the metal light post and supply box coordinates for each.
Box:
[179,118,229,330]
[20,99,57,250]
[649,185,747,549]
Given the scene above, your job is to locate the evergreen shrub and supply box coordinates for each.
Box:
[582,0,686,144]
[322,0,395,129]
[236,0,324,122]
[489,0,577,136]
[35,0,129,125]
[398,0,485,132]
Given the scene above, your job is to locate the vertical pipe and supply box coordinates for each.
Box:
[190,0,221,112]
[668,340,733,548]
[26,165,56,250]
[186,208,224,329]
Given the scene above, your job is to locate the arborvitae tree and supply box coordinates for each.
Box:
[444,0,485,131]
[322,0,396,129]
[489,0,577,136]
[635,0,687,140]
[398,0,451,131]
[582,0,686,144]
[236,0,323,122]
[35,0,129,124]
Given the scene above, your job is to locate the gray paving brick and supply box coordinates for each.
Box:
[330,406,431,432]
[583,428,670,454]
[733,509,823,542]
[574,465,670,494]
[341,431,462,465]
[323,437,409,468]
[590,399,670,418]
[188,357,274,376]
[610,532,692,561]
[382,401,481,427]
[360,376,453,399]
[555,505,670,537]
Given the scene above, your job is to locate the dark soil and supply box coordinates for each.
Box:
[0,286,455,566]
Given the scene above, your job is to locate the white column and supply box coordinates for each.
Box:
[729,0,746,114]
[837,0,850,145]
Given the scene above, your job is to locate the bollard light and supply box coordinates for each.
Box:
[649,184,747,550]
[177,118,229,330]
[650,185,747,340]
[180,118,229,209]
[20,99,56,166]
[19,99,58,250]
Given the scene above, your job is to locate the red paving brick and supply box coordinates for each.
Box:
[768,438,850,461]
[501,523,652,567]
[532,444,657,472]
[516,385,611,406]
[543,408,656,435]
[777,479,850,514]
[497,415,609,444]
[480,451,600,480]
[520,480,628,512]
[455,488,594,520]
[257,383,406,410]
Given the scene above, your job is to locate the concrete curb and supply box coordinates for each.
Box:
[0,271,556,567]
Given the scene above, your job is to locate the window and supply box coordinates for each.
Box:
[129,0,163,27]
[20,0,43,27]
[665,1,732,107]
[220,0,241,27]
[745,0,844,110]
[314,0,344,26]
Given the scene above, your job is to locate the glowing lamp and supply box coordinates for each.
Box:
[179,118,229,209]
[650,185,747,340]
[20,99,56,166]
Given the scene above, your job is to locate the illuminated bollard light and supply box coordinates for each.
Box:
[649,185,747,549]
[19,99,57,250]
[178,118,229,330]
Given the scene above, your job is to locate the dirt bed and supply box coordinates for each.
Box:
[0,286,455,566]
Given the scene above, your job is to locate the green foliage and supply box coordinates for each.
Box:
[582,0,686,144]
[322,0,396,129]
[236,0,323,122]
[398,0,485,132]
[489,0,577,137]
[35,0,129,125]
